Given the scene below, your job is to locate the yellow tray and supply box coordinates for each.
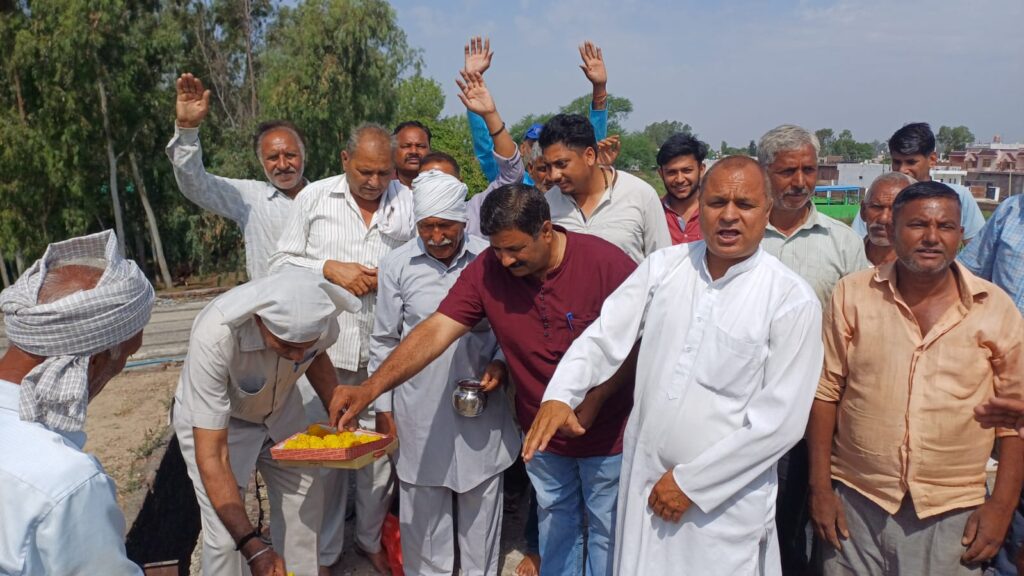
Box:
[274,437,397,469]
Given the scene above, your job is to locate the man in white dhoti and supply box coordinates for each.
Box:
[172,272,360,576]
[0,230,154,575]
[524,156,824,575]
[370,170,520,575]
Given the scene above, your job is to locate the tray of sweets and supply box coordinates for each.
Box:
[271,424,396,469]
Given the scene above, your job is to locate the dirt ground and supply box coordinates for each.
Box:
[86,363,533,575]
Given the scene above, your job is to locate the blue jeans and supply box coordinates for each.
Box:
[525,451,621,576]
[992,490,1024,575]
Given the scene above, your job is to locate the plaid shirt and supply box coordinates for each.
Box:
[959,194,1024,314]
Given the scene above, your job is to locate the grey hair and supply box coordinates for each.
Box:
[757,124,821,167]
[346,122,395,155]
[865,171,915,203]
[528,141,544,165]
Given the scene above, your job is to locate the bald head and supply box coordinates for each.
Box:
[699,155,772,278]
[38,263,104,304]
[702,156,771,203]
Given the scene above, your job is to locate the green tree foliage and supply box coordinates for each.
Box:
[617,132,659,171]
[0,0,425,284]
[642,120,693,148]
[395,74,445,123]
[936,125,975,156]
[560,93,633,134]
[426,116,489,195]
[815,128,876,162]
[261,0,420,178]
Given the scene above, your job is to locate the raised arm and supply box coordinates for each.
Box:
[463,36,499,182]
[166,73,252,223]
[457,70,517,160]
[579,41,609,141]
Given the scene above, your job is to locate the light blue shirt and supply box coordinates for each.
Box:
[468,105,609,185]
[959,194,1024,314]
[0,380,141,575]
[852,181,986,240]
[369,234,519,491]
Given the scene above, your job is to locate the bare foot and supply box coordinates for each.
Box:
[516,552,541,576]
[356,544,390,575]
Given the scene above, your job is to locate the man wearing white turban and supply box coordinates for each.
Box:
[0,230,154,575]
[368,169,519,575]
[171,271,360,576]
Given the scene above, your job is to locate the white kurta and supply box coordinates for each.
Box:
[543,243,823,576]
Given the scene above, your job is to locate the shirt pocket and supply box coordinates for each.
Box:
[693,325,765,399]
[237,376,267,395]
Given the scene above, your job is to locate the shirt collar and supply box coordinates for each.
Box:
[0,379,87,449]
[696,243,764,286]
[766,203,827,237]
[873,260,989,310]
[238,318,267,353]
[663,197,701,223]
[265,178,308,200]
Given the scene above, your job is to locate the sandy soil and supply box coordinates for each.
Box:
[86,363,534,575]
[84,363,181,509]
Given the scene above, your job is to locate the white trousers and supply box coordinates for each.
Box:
[174,408,323,576]
[297,369,392,567]
[399,474,504,576]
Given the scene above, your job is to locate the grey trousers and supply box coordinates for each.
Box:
[174,408,323,576]
[399,474,505,576]
[821,483,982,576]
[296,369,392,567]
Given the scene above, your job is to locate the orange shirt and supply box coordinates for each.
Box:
[817,262,1024,518]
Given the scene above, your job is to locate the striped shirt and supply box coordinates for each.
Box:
[269,174,411,371]
[959,194,1024,314]
[761,204,871,308]
[166,125,295,280]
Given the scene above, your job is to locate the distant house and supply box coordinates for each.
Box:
[952,138,1024,200]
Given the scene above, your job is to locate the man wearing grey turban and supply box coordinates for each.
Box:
[368,169,519,575]
[171,271,360,576]
[0,230,154,575]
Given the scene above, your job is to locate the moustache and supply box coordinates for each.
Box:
[427,237,454,247]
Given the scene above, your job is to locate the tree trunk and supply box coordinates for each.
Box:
[129,151,173,289]
[242,0,259,118]
[97,78,126,255]
[15,250,25,276]
[0,252,10,288]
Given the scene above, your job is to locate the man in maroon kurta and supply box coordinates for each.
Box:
[330,183,636,576]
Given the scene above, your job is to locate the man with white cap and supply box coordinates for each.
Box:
[172,271,360,576]
[370,169,520,575]
[0,230,154,575]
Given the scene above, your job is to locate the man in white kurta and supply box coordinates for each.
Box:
[172,272,360,576]
[370,170,520,575]
[525,156,824,575]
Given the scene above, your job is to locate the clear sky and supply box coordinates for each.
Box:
[389,0,1024,147]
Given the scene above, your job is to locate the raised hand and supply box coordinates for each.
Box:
[456,70,496,116]
[578,41,607,87]
[175,73,211,129]
[463,36,493,76]
[597,135,621,166]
